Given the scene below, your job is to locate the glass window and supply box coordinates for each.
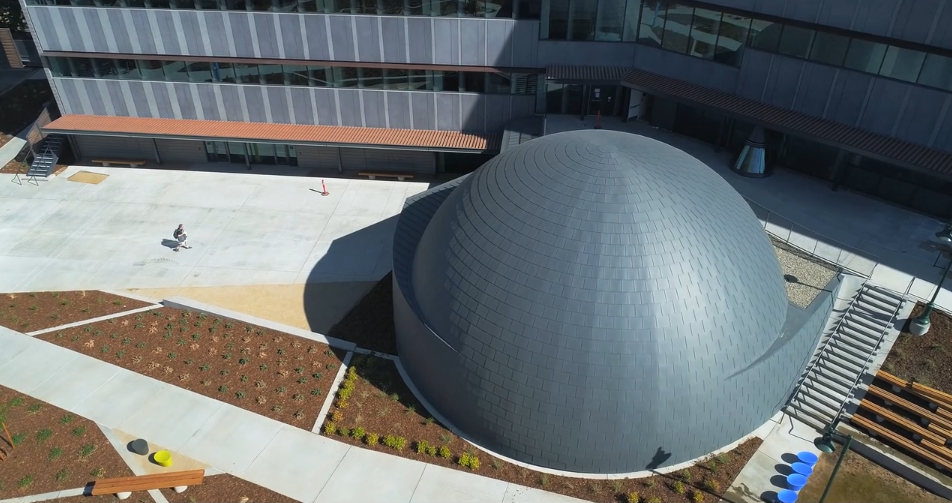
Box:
[161,60,189,82]
[69,59,95,78]
[462,72,486,93]
[379,0,404,15]
[747,18,781,52]
[408,70,428,90]
[114,59,140,80]
[660,3,694,54]
[808,31,850,66]
[186,61,213,83]
[170,0,196,7]
[70,0,93,5]
[297,0,318,11]
[48,57,72,78]
[120,0,145,5]
[137,60,165,81]
[487,72,512,94]
[637,0,665,47]
[546,0,569,40]
[145,0,171,7]
[214,62,236,83]
[222,0,245,8]
[383,69,409,90]
[432,0,458,17]
[309,67,330,87]
[687,8,720,59]
[622,0,639,41]
[568,0,596,41]
[517,0,541,19]
[285,65,310,86]
[777,25,814,58]
[324,0,349,13]
[713,13,751,65]
[358,67,384,89]
[92,59,118,79]
[843,39,887,74]
[510,73,535,95]
[407,0,424,15]
[194,0,218,7]
[271,0,297,11]
[434,71,459,92]
[355,0,377,14]
[460,0,484,18]
[337,67,360,88]
[258,64,285,85]
[233,63,259,84]
[593,0,625,41]
[918,53,952,91]
[879,45,926,82]
[248,0,271,10]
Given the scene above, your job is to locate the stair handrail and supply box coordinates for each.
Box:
[829,277,914,429]
[788,277,869,405]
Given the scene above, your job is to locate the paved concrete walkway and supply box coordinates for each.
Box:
[549,115,951,313]
[0,165,428,291]
[0,327,585,503]
[0,136,26,167]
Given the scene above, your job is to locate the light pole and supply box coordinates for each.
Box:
[910,220,952,335]
[814,419,853,503]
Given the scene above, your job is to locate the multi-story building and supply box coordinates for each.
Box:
[17,0,952,216]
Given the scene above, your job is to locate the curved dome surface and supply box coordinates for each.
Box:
[396,130,789,473]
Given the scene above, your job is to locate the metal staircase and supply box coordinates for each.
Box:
[786,282,907,429]
[25,134,63,182]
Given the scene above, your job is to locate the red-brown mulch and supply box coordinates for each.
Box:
[35,494,155,503]
[884,303,952,393]
[36,307,347,430]
[321,355,760,503]
[160,473,300,503]
[0,291,153,333]
[0,386,135,499]
[326,272,396,355]
[0,135,12,150]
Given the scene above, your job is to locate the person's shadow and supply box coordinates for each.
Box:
[161,239,180,250]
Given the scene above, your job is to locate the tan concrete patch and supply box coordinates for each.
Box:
[67,170,109,184]
[129,282,375,334]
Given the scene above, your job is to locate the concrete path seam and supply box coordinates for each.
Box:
[26,305,161,337]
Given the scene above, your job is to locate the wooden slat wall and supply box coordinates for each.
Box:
[0,28,23,69]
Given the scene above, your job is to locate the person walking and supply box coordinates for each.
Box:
[173,224,190,251]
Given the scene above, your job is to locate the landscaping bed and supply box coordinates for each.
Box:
[36,307,347,429]
[326,272,396,355]
[883,303,952,393]
[160,473,300,503]
[36,494,155,503]
[0,134,12,150]
[0,385,135,499]
[798,440,949,502]
[320,354,759,503]
[0,291,152,333]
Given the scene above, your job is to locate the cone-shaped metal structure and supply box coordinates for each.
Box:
[732,126,771,177]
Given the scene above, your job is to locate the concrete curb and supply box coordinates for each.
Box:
[26,305,161,337]
[312,351,353,434]
[160,296,357,352]
[102,288,166,306]
[0,487,85,503]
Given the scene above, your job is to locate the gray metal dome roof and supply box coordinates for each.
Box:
[395,130,790,473]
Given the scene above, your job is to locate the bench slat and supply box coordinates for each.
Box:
[859,399,946,445]
[876,370,952,409]
[91,469,204,495]
[851,414,952,473]
[866,384,952,430]
[358,172,414,180]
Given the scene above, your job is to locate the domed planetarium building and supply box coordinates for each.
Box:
[392,130,828,474]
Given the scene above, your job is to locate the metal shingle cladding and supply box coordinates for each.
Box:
[394,130,794,473]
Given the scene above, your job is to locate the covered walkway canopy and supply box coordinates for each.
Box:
[42,115,502,154]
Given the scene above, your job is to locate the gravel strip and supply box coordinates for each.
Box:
[771,237,838,309]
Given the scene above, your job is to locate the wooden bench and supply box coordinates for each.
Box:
[865,384,952,431]
[851,414,952,473]
[91,159,147,168]
[358,172,414,181]
[858,399,947,446]
[876,370,952,409]
[91,469,204,500]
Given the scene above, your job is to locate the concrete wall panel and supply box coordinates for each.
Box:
[228,13,256,58]
[825,71,870,126]
[406,18,433,63]
[856,79,908,136]
[355,16,381,62]
[205,12,232,57]
[380,17,407,64]
[411,93,435,130]
[891,0,941,45]
[328,16,356,61]
[337,89,362,126]
[459,20,486,67]
[433,19,460,65]
[303,15,331,60]
[792,64,837,118]
[220,86,244,122]
[314,89,339,126]
[894,86,949,146]
[540,40,635,68]
[362,91,386,128]
[279,14,306,60]
[388,92,412,129]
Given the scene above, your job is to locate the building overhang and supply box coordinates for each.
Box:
[546,65,632,84]
[617,68,952,179]
[42,115,502,154]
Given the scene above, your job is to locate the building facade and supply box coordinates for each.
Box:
[18,0,952,215]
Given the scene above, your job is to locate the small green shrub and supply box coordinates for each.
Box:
[312,372,323,379]
[456,452,480,470]
[298,377,308,384]
[218,385,228,392]
[60,414,73,425]
[49,447,63,460]
[8,397,24,407]
[424,417,435,426]
[310,388,323,396]
[72,426,86,437]
[219,369,229,376]
[199,364,210,371]
[538,473,547,486]
[259,364,269,371]
[323,422,337,435]
[91,467,106,478]
[236,391,245,399]
[79,444,96,458]
[240,374,248,382]
[673,480,685,495]
[11,433,26,446]
[703,479,719,493]
[645,497,662,503]
[338,427,351,437]
[678,469,692,482]
[239,358,249,365]
[625,492,639,503]
[55,469,69,481]
[115,350,125,359]
[383,435,407,450]
[36,428,53,443]
[365,432,379,445]
[438,446,451,458]
[326,363,337,370]
[167,352,177,360]
[425,445,437,456]
[416,439,430,454]
[17,475,34,489]
[26,403,41,414]
[692,490,705,503]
